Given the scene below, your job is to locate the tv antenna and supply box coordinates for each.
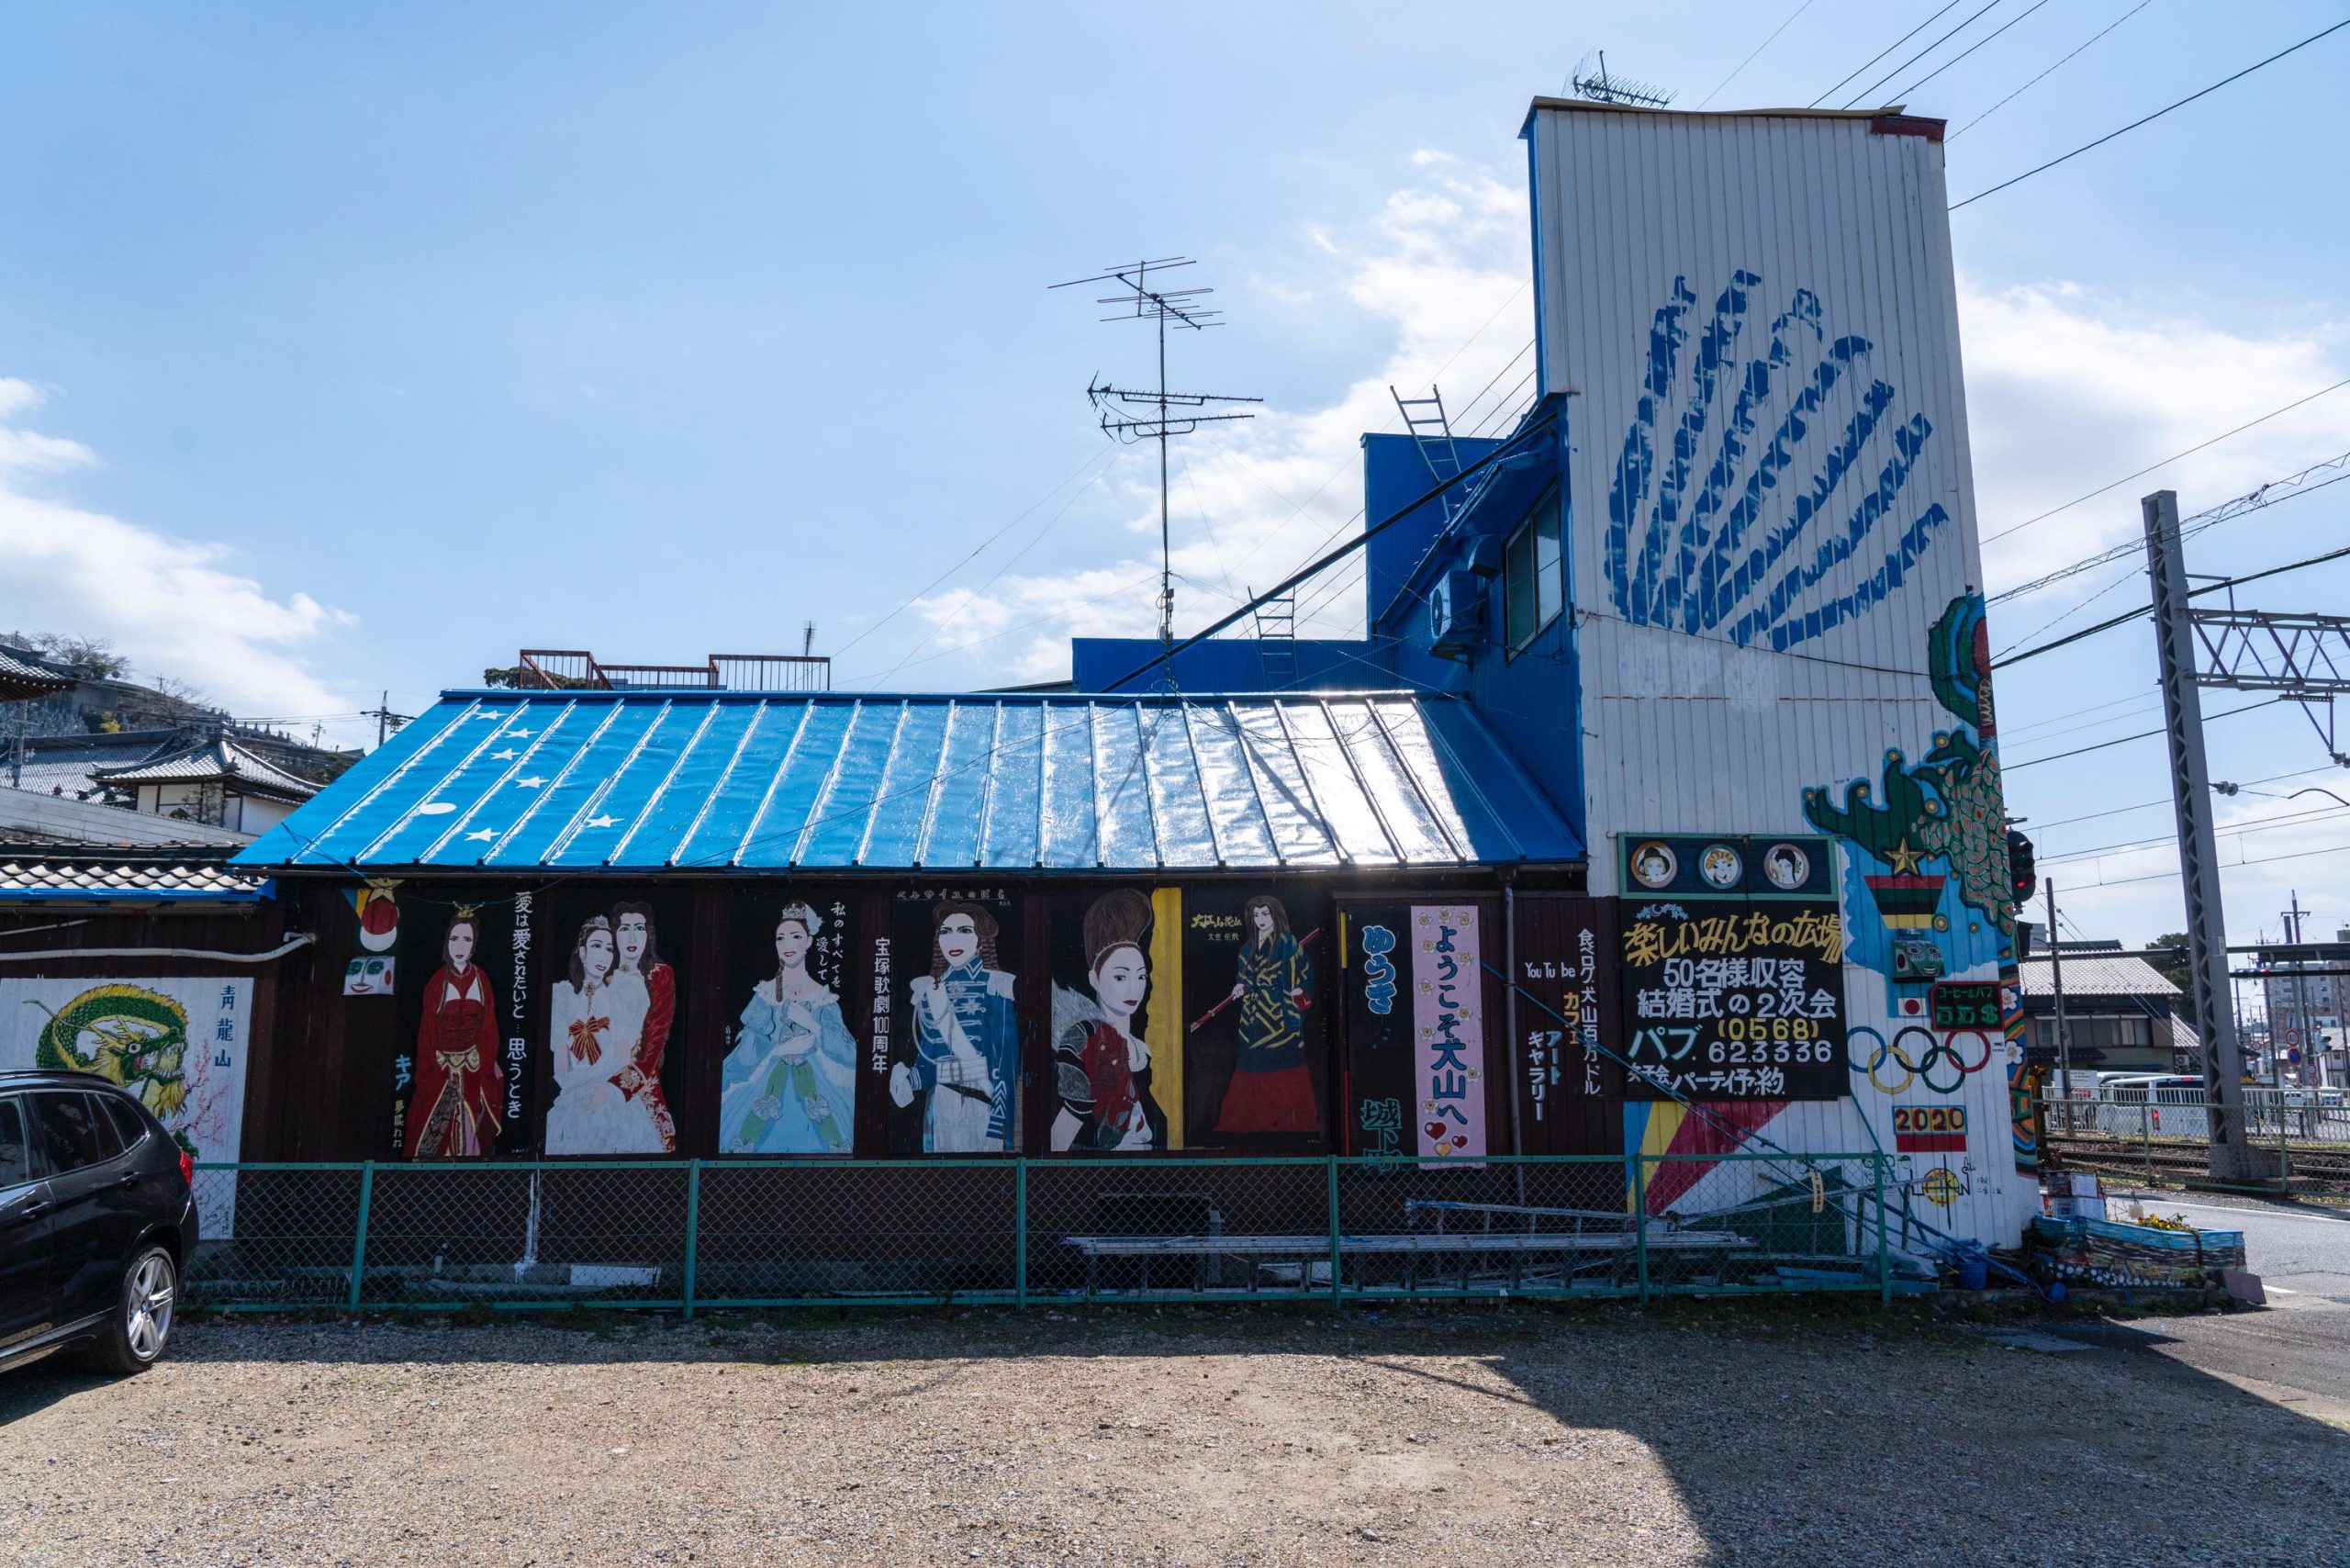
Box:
[1050,257,1260,653]
[1570,51,1675,109]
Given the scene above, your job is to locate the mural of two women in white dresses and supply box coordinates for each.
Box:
[718,902,856,1154]
[545,902,678,1154]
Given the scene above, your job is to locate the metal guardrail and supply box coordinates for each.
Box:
[2040,1092,2350,1190]
[182,1153,1894,1314]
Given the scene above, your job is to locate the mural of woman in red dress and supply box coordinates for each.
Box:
[1213,894,1318,1135]
[604,901,678,1152]
[405,909,505,1159]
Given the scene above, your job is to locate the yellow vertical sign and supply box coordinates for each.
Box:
[1149,887,1185,1149]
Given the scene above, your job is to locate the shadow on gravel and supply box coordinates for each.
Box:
[7,1299,2347,1564]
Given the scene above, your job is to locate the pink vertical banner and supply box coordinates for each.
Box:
[1411,904,1486,1160]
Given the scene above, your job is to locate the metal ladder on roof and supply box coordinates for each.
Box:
[1391,384,1468,524]
[1251,586,1298,685]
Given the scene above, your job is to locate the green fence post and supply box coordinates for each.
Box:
[1874,1154,1890,1307]
[1632,1155,1650,1303]
[1014,1157,1029,1311]
[347,1161,375,1313]
[1326,1157,1344,1307]
[682,1159,701,1320]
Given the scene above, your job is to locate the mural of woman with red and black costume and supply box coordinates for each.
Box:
[1214,894,1318,1135]
[405,908,505,1159]
[1049,889,1164,1151]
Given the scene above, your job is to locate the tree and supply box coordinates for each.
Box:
[2147,932,2192,994]
[10,632,129,679]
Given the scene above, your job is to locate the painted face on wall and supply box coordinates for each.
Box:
[446,921,476,972]
[937,913,979,969]
[580,927,615,985]
[617,912,649,970]
[1251,904,1275,940]
[776,917,813,971]
[1091,945,1148,1025]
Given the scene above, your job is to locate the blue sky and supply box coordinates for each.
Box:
[2,1,2346,951]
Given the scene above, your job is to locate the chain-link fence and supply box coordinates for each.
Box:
[2041,1091,2350,1192]
[185,1152,1895,1312]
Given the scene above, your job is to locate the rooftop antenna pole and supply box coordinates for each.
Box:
[1570,50,1677,108]
[1051,257,1261,666]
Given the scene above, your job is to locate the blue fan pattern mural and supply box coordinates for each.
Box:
[1606,272,1953,652]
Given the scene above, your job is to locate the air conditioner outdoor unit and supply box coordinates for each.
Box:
[1427,570,1486,661]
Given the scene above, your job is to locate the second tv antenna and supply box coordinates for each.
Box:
[1571,51,1674,108]
[1050,257,1260,653]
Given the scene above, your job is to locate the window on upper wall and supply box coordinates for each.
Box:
[1504,486,1563,655]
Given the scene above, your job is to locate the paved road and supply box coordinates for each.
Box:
[2043,1190,2350,1428]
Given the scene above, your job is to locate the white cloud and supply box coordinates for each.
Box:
[875,160,1536,685]
[1963,281,2350,590]
[0,384,357,721]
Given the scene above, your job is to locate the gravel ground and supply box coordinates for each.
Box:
[5,1304,2346,1567]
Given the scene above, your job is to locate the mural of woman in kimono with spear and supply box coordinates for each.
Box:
[1049,889,1164,1152]
[1213,894,1318,1135]
[889,901,1017,1152]
[720,902,856,1154]
[405,907,504,1159]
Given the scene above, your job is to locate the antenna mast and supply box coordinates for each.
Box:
[1051,257,1260,655]
[1570,50,1676,108]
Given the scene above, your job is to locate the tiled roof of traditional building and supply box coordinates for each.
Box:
[0,846,271,901]
[94,735,322,802]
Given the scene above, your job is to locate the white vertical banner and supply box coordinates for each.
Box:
[0,976,252,1236]
[1410,905,1487,1161]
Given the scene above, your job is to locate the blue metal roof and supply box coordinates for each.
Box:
[234,690,1583,874]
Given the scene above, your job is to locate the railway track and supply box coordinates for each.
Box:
[2044,1133,2350,1193]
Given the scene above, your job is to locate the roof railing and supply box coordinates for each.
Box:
[515,649,831,693]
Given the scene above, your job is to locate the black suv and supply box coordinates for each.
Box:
[1,1070,200,1375]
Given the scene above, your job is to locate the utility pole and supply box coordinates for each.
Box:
[364,691,412,750]
[2047,880,2073,1134]
[2143,488,2263,1181]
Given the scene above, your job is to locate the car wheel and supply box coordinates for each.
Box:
[83,1245,177,1376]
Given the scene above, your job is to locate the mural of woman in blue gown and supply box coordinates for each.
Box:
[719,902,856,1154]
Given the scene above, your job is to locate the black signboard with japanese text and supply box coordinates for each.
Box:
[1510,893,1625,1156]
[1617,834,1848,1102]
[884,884,1024,1155]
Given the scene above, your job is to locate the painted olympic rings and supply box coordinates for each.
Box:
[1853,1025,1995,1095]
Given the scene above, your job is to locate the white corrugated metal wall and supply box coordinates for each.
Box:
[1527,102,2031,1247]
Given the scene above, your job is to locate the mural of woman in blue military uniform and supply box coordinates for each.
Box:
[889,900,1019,1152]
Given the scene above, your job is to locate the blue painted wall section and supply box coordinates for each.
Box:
[1604,272,1953,653]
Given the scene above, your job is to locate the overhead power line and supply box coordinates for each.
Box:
[1981,375,2350,546]
[1991,448,2350,605]
[2002,695,2283,771]
[1810,2,1966,106]
[1696,0,1820,109]
[1888,0,2052,106]
[1994,540,2350,668]
[1951,0,2157,139]
[1952,17,2350,208]
[1843,0,2007,109]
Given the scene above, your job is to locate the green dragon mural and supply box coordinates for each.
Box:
[32,982,196,1150]
[1802,596,2013,935]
